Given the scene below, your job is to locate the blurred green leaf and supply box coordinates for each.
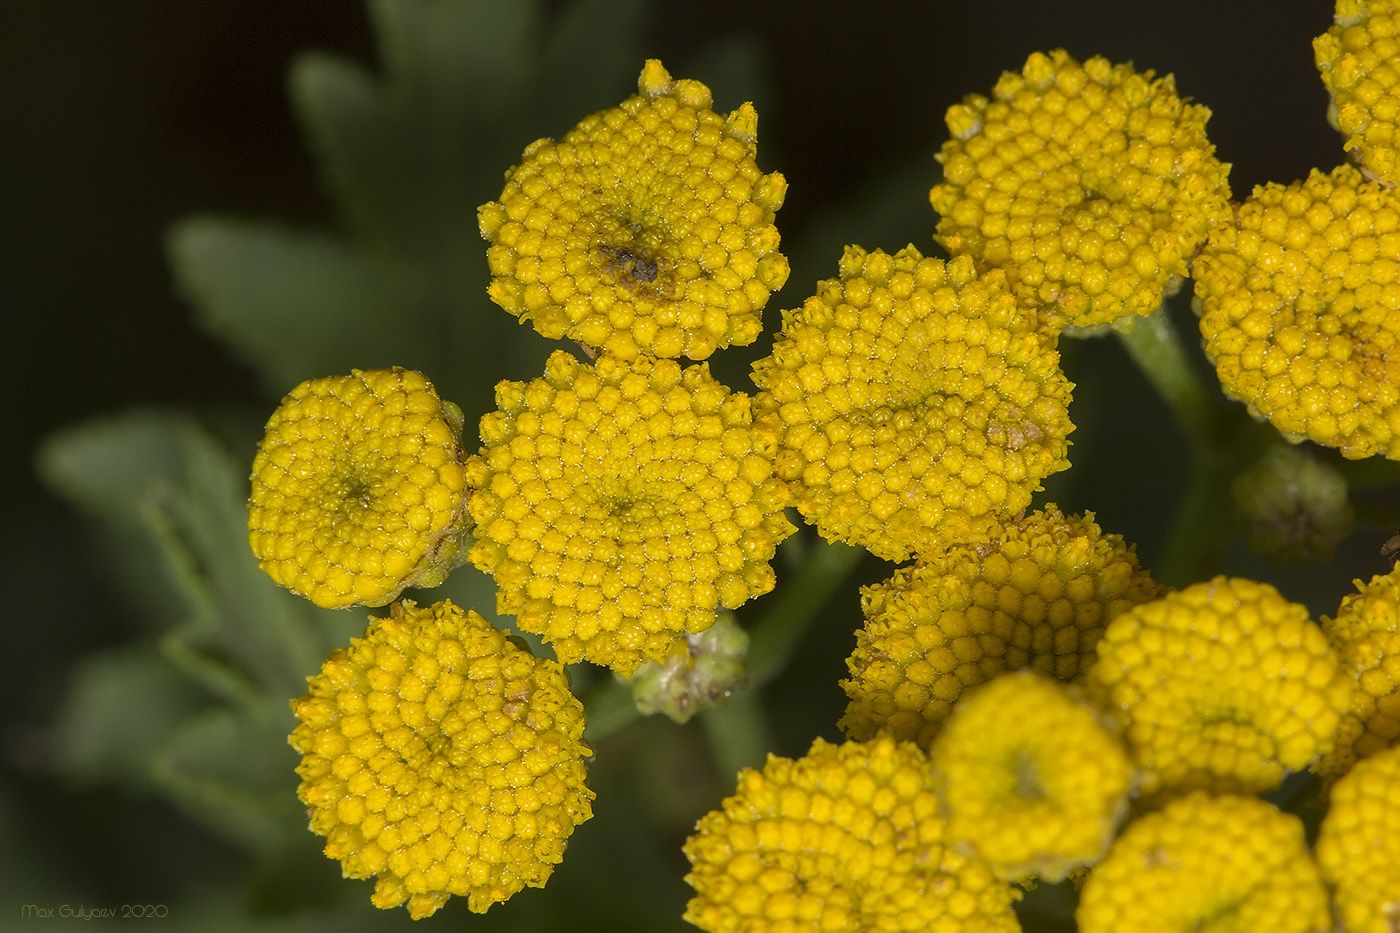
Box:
[152,705,306,854]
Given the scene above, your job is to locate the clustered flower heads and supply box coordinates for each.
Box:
[931,49,1232,331]
[465,350,793,674]
[928,671,1133,883]
[1088,576,1353,800]
[1315,744,1400,933]
[1315,0,1400,186]
[478,59,789,360]
[1076,792,1330,933]
[289,600,594,918]
[682,735,1020,933]
[840,506,1162,748]
[752,245,1074,562]
[248,368,471,609]
[1317,562,1400,780]
[1193,164,1400,459]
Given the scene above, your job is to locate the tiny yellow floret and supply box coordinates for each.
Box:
[478,59,788,360]
[682,735,1021,933]
[1193,164,1400,459]
[289,599,594,917]
[931,49,1232,330]
[841,506,1162,747]
[752,246,1074,561]
[465,350,794,674]
[1087,576,1353,801]
[1315,0,1400,186]
[929,671,1134,883]
[1315,743,1400,933]
[247,368,470,609]
[1076,793,1330,933]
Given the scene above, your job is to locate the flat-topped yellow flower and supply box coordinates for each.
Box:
[1088,576,1353,800]
[1315,0,1400,186]
[479,59,789,360]
[465,350,793,674]
[1194,164,1400,459]
[248,368,471,609]
[1077,793,1330,933]
[752,246,1073,562]
[289,600,593,918]
[682,735,1020,933]
[1316,562,1400,781]
[931,49,1232,330]
[929,671,1134,883]
[840,506,1162,747]
[1315,744,1400,933]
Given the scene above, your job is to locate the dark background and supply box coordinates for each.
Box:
[2,0,1348,925]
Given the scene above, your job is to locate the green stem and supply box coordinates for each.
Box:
[699,688,772,777]
[1114,306,1220,448]
[746,537,865,688]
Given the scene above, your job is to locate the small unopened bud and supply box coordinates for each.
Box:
[627,613,749,723]
[1233,445,1354,564]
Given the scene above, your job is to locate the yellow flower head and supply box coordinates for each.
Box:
[1314,0,1400,186]
[751,246,1073,561]
[289,599,594,918]
[1087,576,1353,800]
[929,671,1134,883]
[478,59,789,360]
[1076,793,1330,933]
[1316,562,1400,781]
[682,735,1020,933]
[1315,744,1400,933]
[465,350,794,674]
[931,49,1232,331]
[840,506,1163,748]
[1193,164,1400,459]
[248,368,471,609]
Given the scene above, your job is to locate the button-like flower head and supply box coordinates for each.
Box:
[479,59,789,360]
[929,671,1134,883]
[289,600,594,917]
[931,49,1232,330]
[1315,744,1400,933]
[1076,793,1329,933]
[1314,0,1400,186]
[682,735,1020,933]
[465,350,794,674]
[840,506,1162,747]
[248,368,470,609]
[1088,576,1353,800]
[1193,164,1400,459]
[752,246,1073,561]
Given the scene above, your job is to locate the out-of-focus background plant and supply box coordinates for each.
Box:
[5,2,1397,930]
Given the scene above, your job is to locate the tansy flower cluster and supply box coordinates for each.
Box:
[930,49,1232,331]
[751,246,1074,561]
[1315,744,1400,933]
[478,59,789,361]
[1314,0,1400,186]
[464,349,793,674]
[288,600,593,918]
[248,368,471,609]
[840,506,1163,748]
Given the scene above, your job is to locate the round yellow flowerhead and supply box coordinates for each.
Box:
[1193,164,1400,459]
[929,671,1134,883]
[1315,0,1400,186]
[1087,576,1353,801]
[289,599,594,918]
[465,350,794,674]
[931,49,1232,331]
[682,735,1020,933]
[840,506,1163,748]
[479,59,789,360]
[1316,562,1400,781]
[248,368,471,609]
[1315,744,1400,933]
[751,246,1073,562]
[1076,792,1330,933]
